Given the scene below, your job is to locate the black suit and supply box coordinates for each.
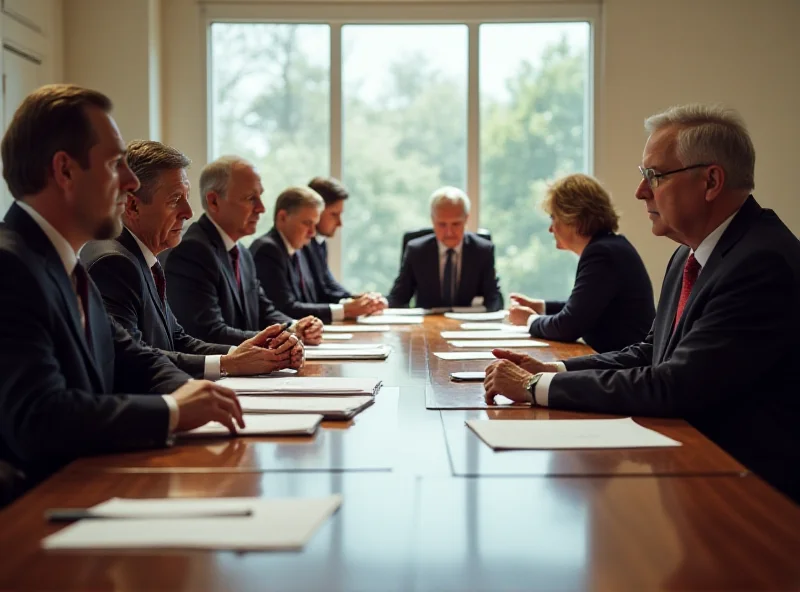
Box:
[81,227,232,378]
[164,214,292,346]
[250,227,335,323]
[529,232,655,353]
[303,237,351,301]
[387,232,504,311]
[0,203,191,482]
[549,197,800,503]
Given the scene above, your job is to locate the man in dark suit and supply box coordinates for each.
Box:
[81,140,304,378]
[387,186,504,311]
[164,156,324,346]
[250,186,385,323]
[0,84,243,488]
[484,104,800,503]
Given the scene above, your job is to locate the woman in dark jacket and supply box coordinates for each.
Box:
[508,174,655,353]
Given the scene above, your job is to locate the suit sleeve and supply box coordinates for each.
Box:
[387,247,416,308]
[165,240,256,345]
[480,243,504,312]
[549,252,792,417]
[545,301,566,315]
[171,315,231,357]
[251,243,332,323]
[322,266,351,301]
[0,255,172,468]
[529,245,617,343]
[563,327,654,370]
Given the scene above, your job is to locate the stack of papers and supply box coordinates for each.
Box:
[358,315,423,325]
[459,323,528,332]
[466,417,683,450]
[217,376,382,396]
[444,310,508,321]
[324,325,390,333]
[179,414,323,438]
[448,339,548,348]
[305,345,391,360]
[433,351,497,361]
[239,395,374,420]
[441,330,531,340]
[42,495,342,551]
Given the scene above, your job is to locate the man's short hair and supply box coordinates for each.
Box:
[308,176,349,206]
[542,173,620,237]
[274,186,325,223]
[1,84,112,200]
[644,104,755,192]
[199,155,251,211]
[126,140,191,204]
[429,186,470,217]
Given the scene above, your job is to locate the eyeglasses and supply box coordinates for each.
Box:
[638,163,711,190]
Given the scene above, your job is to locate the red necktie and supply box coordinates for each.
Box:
[229,245,241,288]
[674,253,701,330]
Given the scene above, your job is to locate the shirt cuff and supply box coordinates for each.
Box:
[204,355,223,380]
[526,313,538,329]
[162,394,179,433]
[228,346,237,354]
[554,361,566,372]
[533,373,558,407]
[331,304,345,322]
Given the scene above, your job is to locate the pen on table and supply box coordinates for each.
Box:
[45,508,254,522]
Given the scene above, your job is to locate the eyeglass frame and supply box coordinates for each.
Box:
[638,163,712,190]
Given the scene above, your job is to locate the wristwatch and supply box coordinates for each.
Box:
[524,372,544,405]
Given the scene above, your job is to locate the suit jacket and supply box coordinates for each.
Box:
[250,227,334,323]
[164,214,292,346]
[0,203,191,482]
[530,232,655,353]
[303,238,351,301]
[81,227,231,378]
[387,232,504,311]
[550,197,800,503]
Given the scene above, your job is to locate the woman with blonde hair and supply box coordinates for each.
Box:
[508,174,655,353]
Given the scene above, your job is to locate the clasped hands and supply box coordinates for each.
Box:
[221,323,305,376]
[483,348,559,405]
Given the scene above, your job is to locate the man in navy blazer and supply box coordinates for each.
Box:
[484,104,800,503]
[81,141,304,378]
[0,85,242,488]
[388,186,503,311]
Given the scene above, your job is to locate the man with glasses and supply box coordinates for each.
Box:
[483,104,800,504]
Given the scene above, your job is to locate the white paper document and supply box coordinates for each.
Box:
[444,310,508,321]
[321,333,353,340]
[441,330,532,340]
[433,351,497,361]
[467,417,683,450]
[216,376,382,395]
[179,414,323,438]
[460,323,529,332]
[358,315,424,325]
[306,347,390,361]
[239,395,374,419]
[448,339,549,348]
[324,325,390,333]
[308,343,389,350]
[378,307,431,316]
[42,495,342,551]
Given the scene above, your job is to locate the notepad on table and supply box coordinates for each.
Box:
[216,376,382,396]
[467,417,682,450]
[444,310,508,321]
[459,323,529,332]
[358,315,424,325]
[42,495,342,551]
[448,339,548,348]
[433,351,497,361]
[441,330,532,340]
[179,414,323,438]
[324,325,390,333]
[239,395,374,420]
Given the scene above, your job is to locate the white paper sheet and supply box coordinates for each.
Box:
[321,334,353,340]
[306,348,390,361]
[459,323,529,332]
[466,417,682,450]
[324,325,390,333]
[377,307,431,316]
[42,495,342,551]
[433,351,497,360]
[448,339,549,348]
[358,315,424,325]
[216,376,381,395]
[444,310,508,321]
[451,306,488,313]
[441,331,532,340]
[307,343,390,350]
[179,414,323,438]
[239,395,374,419]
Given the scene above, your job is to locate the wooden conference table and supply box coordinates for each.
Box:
[0,316,798,591]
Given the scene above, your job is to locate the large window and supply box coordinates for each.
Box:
[209,18,592,299]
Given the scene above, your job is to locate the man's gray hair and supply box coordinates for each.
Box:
[644,104,755,192]
[429,186,470,217]
[199,155,252,211]
[274,186,325,223]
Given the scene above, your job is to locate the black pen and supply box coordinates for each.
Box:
[45,508,253,522]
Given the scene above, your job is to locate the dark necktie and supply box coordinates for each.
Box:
[318,239,328,263]
[72,262,92,347]
[674,253,701,330]
[293,253,306,297]
[151,261,166,307]
[229,245,241,288]
[442,248,455,306]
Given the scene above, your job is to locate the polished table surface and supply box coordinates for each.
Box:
[1,315,798,591]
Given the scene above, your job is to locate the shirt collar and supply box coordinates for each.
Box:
[126,227,159,269]
[437,239,463,258]
[16,200,79,276]
[315,234,326,245]
[692,210,738,268]
[208,215,237,252]
[277,229,297,256]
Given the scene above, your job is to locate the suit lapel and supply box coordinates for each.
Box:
[199,215,246,318]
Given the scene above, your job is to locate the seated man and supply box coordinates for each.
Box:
[0,84,242,487]
[388,186,503,311]
[81,140,304,379]
[484,105,800,504]
[250,186,384,323]
[164,156,323,346]
[304,176,387,308]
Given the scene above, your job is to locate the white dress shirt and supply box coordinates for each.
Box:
[438,240,463,298]
[16,202,180,432]
[532,210,739,407]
